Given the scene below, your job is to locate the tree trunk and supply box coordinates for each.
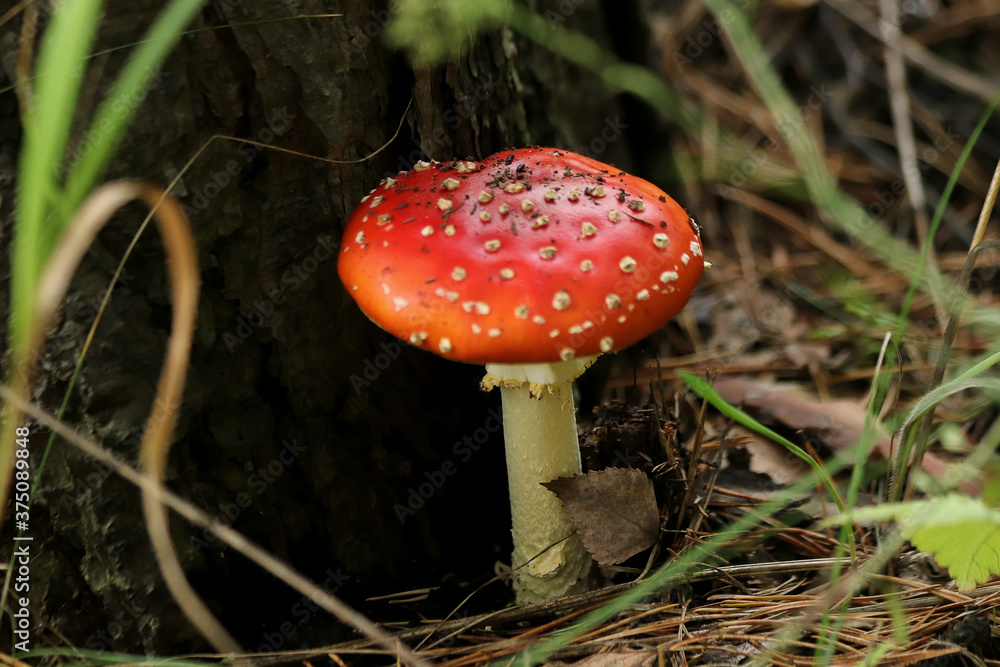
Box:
[0,0,645,654]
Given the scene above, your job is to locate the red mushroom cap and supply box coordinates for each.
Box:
[337,147,705,364]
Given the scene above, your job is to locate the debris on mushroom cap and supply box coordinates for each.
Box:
[337,147,706,364]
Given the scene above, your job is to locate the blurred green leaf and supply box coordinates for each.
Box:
[825,494,1000,591]
[385,0,512,66]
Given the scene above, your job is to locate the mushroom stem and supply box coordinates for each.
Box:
[483,358,596,603]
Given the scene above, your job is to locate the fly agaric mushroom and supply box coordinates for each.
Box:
[338,147,705,602]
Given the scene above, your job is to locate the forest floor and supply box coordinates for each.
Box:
[14,1,1000,665]
[292,2,1000,666]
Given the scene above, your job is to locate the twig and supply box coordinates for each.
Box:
[879,0,931,255]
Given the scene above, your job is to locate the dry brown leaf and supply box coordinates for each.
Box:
[715,376,869,450]
[733,425,805,485]
[713,376,980,496]
[544,468,659,566]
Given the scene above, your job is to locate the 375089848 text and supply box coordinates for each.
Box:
[13,425,33,653]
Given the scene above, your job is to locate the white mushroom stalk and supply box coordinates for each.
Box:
[482,357,596,602]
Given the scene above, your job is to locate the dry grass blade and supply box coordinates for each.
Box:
[0,385,431,667]
[0,0,34,30]
[0,650,33,667]
[879,0,930,248]
[904,159,1000,498]
[32,181,238,652]
[8,0,37,115]
[970,157,1000,249]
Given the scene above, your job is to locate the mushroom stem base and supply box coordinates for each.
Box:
[499,380,592,603]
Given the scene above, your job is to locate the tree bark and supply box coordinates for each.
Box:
[0,0,641,654]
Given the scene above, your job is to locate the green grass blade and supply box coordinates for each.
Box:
[859,644,895,666]
[24,647,217,666]
[897,378,1000,440]
[895,90,1000,331]
[4,0,208,643]
[957,345,1000,382]
[680,372,846,515]
[61,0,208,216]
[0,15,342,97]
[815,335,894,663]
[12,0,103,353]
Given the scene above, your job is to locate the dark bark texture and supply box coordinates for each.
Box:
[0,0,659,654]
